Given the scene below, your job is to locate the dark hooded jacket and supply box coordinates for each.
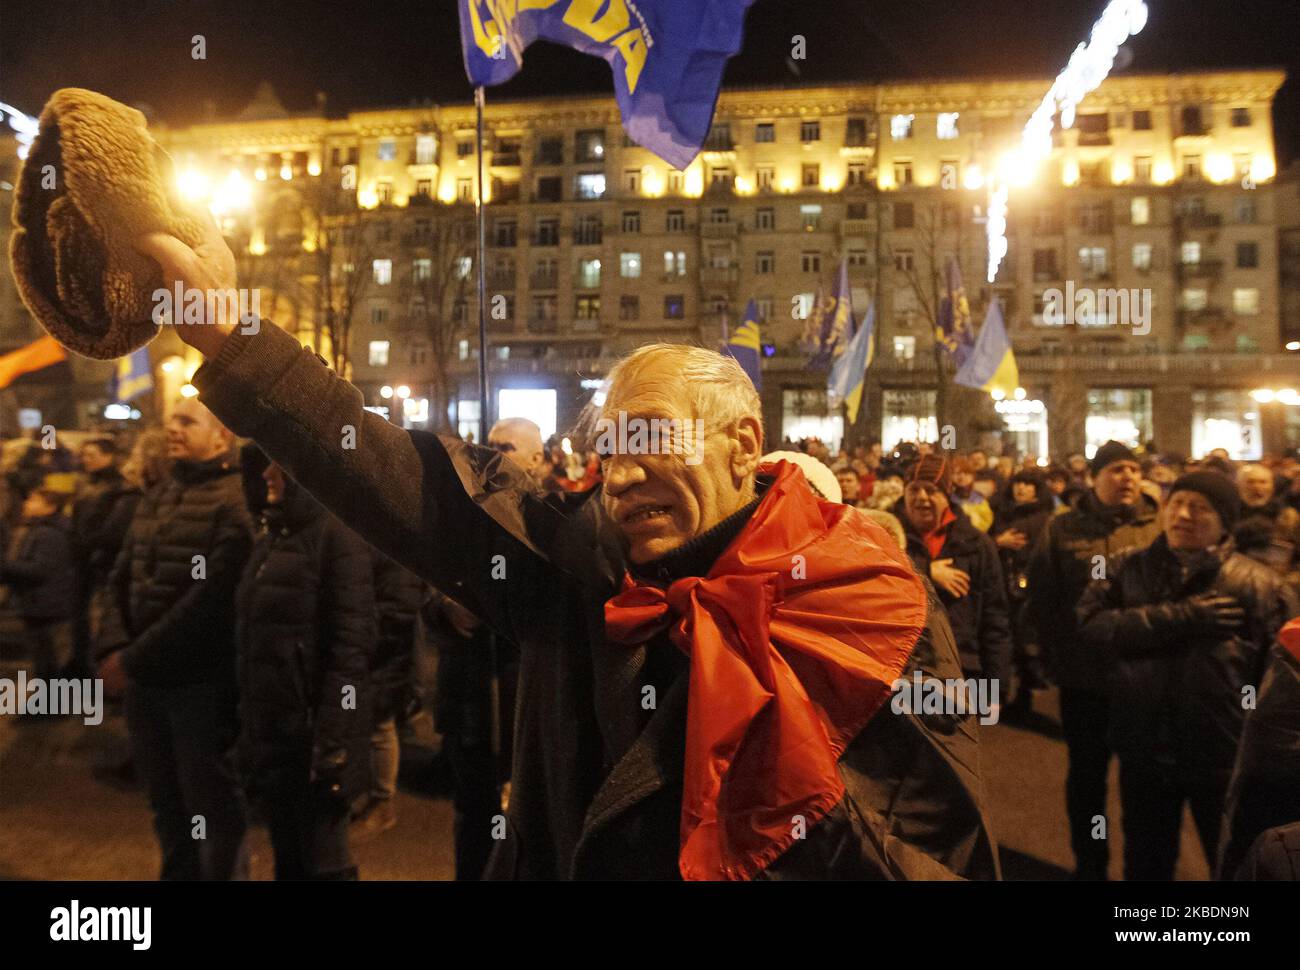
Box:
[71,464,137,590]
[98,450,253,686]
[1076,535,1298,781]
[234,444,376,802]
[1026,489,1161,692]
[193,321,1000,881]
[895,500,1013,687]
[990,479,1055,607]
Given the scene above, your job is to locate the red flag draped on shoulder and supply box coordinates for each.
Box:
[605,460,927,879]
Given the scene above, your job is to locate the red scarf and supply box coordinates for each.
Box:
[922,506,957,561]
[604,460,927,880]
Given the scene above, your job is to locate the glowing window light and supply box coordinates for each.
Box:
[177,169,211,200]
[962,164,985,191]
[890,114,914,140]
[986,0,1149,281]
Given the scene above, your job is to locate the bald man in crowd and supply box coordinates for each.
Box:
[487,417,552,490]
[133,221,998,880]
[97,397,254,880]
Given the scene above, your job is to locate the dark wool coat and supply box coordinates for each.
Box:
[234,454,376,802]
[896,503,1013,687]
[0,514,76,621]
[1025,490,1161,692]
[194,321,1000,881]
[99,451,253,686]
[1077,536,1299,781]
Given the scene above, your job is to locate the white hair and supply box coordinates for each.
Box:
[602,343,762,435]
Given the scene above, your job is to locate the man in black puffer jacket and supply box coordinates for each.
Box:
[97,398,254,881]
[236,445,375,880]
[1078,472,1299,881]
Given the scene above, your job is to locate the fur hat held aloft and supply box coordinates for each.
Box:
[9,88,208,360]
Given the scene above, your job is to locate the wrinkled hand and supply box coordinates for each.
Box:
[133,205,239,358]
[1184,594,1246,634]
[930,558,972,598]
[995,529,1027,551]
[97,650,129,699]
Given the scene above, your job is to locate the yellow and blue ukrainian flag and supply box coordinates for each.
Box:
[955,300,1019,397]
[827,301,875,424]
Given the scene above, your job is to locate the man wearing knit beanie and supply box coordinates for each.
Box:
[896,452,1012,695]
[1078,464,1298,881]
[1027,438,1159,879]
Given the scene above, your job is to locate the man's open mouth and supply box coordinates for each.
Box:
[623,505,672,525]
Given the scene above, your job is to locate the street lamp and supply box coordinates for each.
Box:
[396,385,411,399]
[380,385,393,399]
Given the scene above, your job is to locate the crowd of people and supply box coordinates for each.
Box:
[5,406,1298,881]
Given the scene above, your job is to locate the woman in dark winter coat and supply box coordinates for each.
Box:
[235,445,376,880]
[0,488,76,679]
[991,469,1055,709]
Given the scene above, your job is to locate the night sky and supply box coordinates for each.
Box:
[3,0,1299,163]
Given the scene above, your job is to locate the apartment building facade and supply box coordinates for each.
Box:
[7,69,1296,455]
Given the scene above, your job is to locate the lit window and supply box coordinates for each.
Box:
[794,293,815,320]
[755,123,775,143]
[664,251,687,276]
[893,336,916,361]
[372,259,392,285]
[1131,196,1150,225]
[577,258,602,289]
[412,258,432,282]
[664,295,685,319]
[936,113,959,140]
[1181,288,1208,311]
[1079,246,1107,277]
[1233,288,1259,315]
[1132,243,1153,271]
[891,114,914,140]
[800,120,820,142]
[415,134,436,164]
[1181,241,1201,265]
[800,204,822,231]
[576,173,606,200]
[455,257,472,280]
[619,252,642,278]
[377,139,396,161]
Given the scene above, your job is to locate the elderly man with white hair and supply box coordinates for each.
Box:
[132,224,998,881]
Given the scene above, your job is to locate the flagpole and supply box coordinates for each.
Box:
[474,85,489,435]
[474,83,503,771]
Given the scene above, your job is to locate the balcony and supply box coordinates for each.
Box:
[700,265,738,287]
[1078,132,1112,147]
[700,222,738,239]
[492,151,522,167]
[1179,307,1228,328]
[488,271,517,290]
[529,271,559,289]
[573,228,603,246]
[531,233,560,247]
[1178,258,1223,278]
[1183,212,1223,230]
[527,316,559,334]
[572,316,603,333]
[840,218,872,236]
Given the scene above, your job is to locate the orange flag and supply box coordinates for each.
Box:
[0,335,68,390]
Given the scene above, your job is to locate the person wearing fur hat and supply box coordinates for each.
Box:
[1077,471,1300,881]
[895,454,1012,695]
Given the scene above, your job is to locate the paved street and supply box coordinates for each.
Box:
[0,662,1211,881]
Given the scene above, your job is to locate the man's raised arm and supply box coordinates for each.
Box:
[135,228,554,636]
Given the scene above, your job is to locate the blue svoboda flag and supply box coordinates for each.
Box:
[827,301,875,425]
[936,257,975,368]
[112,347,153,403]
[955,299,1019,398]
[459,0,757,169]
[723,299,762,391]
[803,258,852,370]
